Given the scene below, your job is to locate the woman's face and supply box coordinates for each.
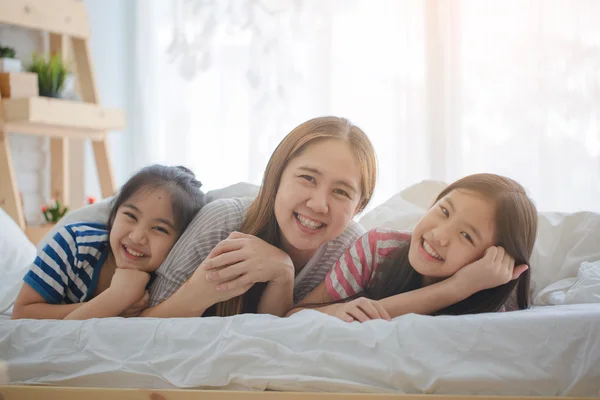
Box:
[409,189,497,282]
[274,139,362,264]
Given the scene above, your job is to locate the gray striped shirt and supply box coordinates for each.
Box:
[148,197,365,306]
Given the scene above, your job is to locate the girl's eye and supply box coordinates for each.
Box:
[299,175,315,183]
[153,226,169,234]
[124,212,136,220]
[461,232,474,244]
[440,206,449,217]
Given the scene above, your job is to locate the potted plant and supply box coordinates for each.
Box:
[26,53,70,98]
[0,45,22,73]
[41,198,69,223]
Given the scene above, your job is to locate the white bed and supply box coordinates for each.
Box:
[1,181,599,397]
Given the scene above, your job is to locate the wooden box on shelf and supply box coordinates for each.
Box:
[0,72,38,99]
[25,223,56,246]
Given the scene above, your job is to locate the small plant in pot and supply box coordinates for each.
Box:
[26,53,70,98]
[0,45,22,73]
[41,198,69,223]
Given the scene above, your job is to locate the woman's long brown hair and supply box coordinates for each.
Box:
[364,173,538,315]
[215,116,377,316]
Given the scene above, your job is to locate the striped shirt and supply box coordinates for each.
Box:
[149,197,365,306]
[326,228,411,300]
[24,222,110,304]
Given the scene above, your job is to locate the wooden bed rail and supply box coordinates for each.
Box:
[0,386,595,400]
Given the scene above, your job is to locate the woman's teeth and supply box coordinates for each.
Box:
[422,239,443,261]
[296,214,324,230]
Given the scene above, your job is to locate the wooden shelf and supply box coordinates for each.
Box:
[1,0,120,232]
[1,97,125,140]
[0,0,90,39]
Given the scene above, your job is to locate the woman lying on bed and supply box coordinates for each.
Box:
[138,116,378,318]
[287,173,538,321]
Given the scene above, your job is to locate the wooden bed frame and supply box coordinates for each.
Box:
[0,2,593,400]
[0,386,592,400]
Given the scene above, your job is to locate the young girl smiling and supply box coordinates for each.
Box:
[12,165,204,320]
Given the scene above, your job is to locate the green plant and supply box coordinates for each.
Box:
[41,199,69,223]
[26,53,70,98]
[0,46,16,58]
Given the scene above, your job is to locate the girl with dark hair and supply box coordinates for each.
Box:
[12,165,205,320]
[288,173,538,321]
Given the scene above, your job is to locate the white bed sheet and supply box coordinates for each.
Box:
[1,305,599,396]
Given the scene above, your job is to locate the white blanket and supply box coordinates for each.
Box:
[1,306,599,395]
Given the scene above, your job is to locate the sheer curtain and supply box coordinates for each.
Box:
[132,0,600,213]
[450,0,600,213]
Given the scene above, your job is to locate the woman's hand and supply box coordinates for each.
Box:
[203,232,295,291]
[321,297,391,323]
[186,262,254,308]
[454,246,528,295]
[139,262,253,318]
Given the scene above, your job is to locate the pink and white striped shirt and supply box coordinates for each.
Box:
[326,229,411,300]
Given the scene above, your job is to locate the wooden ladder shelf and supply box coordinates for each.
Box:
[0,0,125,233]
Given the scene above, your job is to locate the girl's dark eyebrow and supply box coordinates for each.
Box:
[123,203,140,212]
[123,203,175,229]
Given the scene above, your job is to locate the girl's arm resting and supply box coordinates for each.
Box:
[63,285,145,320]
[257,277,294,317]
[140,281,211,318]
[12,284,84,320]
[285,281,331,317]
[379,275,470,318]
[286,275,471,319]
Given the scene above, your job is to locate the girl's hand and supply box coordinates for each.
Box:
[454,246,528,295]
[203,232,295,291]
[120,291,149,317]
[322,297,391,323]
[109,268,150,302]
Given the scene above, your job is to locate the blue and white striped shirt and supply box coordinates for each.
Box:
[24,222,110,304]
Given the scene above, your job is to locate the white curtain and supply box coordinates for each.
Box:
[132,0,600,213]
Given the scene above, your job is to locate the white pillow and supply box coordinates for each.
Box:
[359,180,446,231]
[0,208,36,272]
[0,208,37,313]
[205,182,260,203]
[530,211,600,303]
[534,260,600,305]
